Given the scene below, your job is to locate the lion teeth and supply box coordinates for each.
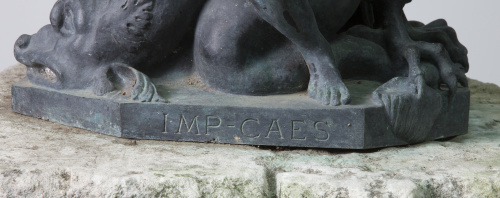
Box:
[29,64,58,83]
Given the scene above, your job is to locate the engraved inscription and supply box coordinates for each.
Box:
[206,115,222,135]
[265,119,284,139]
[163,113,169,133]
[177,115,200,134]
[291,120,306,140]
[314,121,330,141]
[162,113,336,142]
[240,118,260,138]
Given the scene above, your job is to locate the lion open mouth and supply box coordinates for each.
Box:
[27,63,59,84]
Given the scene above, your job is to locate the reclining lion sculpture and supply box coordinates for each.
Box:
[13,0,469,144]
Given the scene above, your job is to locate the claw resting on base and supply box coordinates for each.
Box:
[92,63,167,103]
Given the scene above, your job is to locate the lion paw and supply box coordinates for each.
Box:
[401,42,467,99]
[92,63,166,103]
[308,75,351,106]
[130,69,165,102]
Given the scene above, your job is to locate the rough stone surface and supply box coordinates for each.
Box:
[1,64,499,197]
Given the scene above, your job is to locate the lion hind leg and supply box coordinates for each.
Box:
[247,0,351,105]
[194,0,309,95]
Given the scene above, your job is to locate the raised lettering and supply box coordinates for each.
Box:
[240,118,260,138]
[177,115,200,135]
[291,120,306,140]
[265,119,284,139]
[314,121,329,141]
[206,115,221,135]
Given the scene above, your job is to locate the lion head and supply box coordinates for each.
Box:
[14,0,203,90]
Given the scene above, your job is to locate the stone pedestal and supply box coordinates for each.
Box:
[1,65,499,197]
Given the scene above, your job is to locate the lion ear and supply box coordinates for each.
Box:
[120,0,155,37]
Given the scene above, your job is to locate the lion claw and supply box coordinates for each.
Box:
[92,63,166,103]
[131,70,166,102]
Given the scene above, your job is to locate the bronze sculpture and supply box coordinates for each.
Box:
[12,0,470,148]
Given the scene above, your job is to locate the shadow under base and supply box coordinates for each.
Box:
[11,78,469,149]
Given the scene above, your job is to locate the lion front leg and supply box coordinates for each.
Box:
[248,0,351,106]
